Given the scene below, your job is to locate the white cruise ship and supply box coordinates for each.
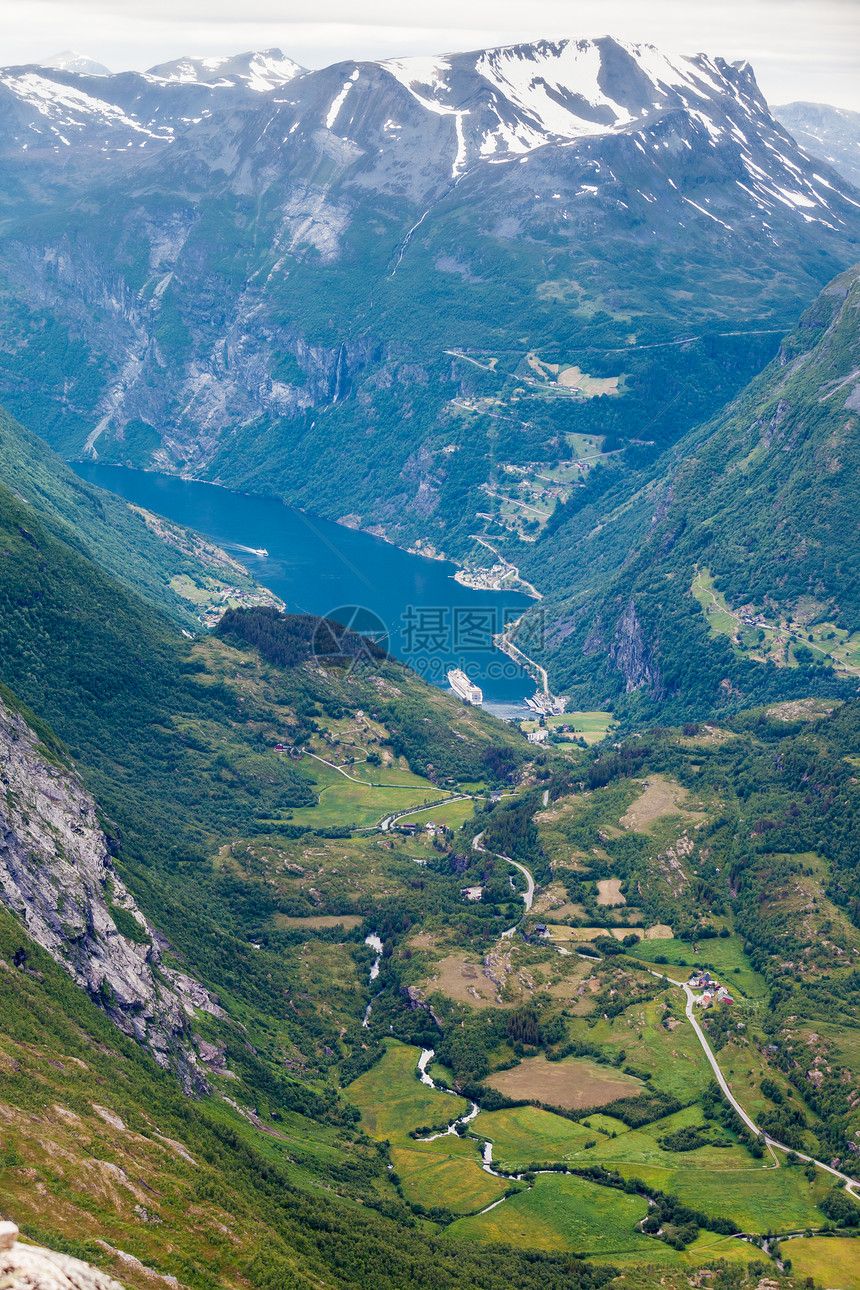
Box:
[447,669,483,705]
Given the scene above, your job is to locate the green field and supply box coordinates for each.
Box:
[286,758,449,828]
[616,1161,831,1233]
[782,1235,860,1289]
[390,1145,511,1213]
[692,567,738,639]
[582,1114,631,1136]
[628,934,768,1000]
[575,999,715,1101]
[346,1042,467,1140]
[394,798,478,828]
[447,1172,665,1259]
[681,1231,755,1266]
[474,1105,601,1169]
[590,1105,752,1172]
[428,1060,456,1087]
[347,1043,512,1214]
[521,710,615,746]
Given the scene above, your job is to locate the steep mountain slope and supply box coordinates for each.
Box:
[774,101,860,190]
[0,461,522,1090]
[0,402,279,627]
[0,429,627,1287]
[0,38,858,560]
[0,682,219,1086]
[516,261,860,718]
[0,899,622,1290]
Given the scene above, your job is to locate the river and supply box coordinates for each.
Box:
[73,464,534,715]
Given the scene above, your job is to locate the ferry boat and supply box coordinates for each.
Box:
[447,668,483,705]
[251,547,268,557]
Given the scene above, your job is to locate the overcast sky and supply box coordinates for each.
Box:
[2,0,858,109]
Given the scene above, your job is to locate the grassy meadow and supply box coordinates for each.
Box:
[446,1172,656,1257]
[347,1043,512,1215]
[286,757,450,828]
[346,1042,467,1140]
[628,934,768,1000]
[781,1236,860,1289]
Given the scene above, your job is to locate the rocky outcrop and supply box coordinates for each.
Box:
[609,599,663,697]
[0,691,221,1091]
[0,1223,126,1290]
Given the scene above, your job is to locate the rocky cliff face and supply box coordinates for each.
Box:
[609,600,663,697]
[0,690,220,1090]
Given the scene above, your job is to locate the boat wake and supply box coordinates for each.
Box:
[223,542,269,558]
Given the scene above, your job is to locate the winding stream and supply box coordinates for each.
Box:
[362,934,384,1028]
[416,1048,506,1185]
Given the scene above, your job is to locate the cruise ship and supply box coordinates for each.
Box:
[447,669,483,705]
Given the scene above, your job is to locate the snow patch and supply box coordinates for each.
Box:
[326,70,359,130]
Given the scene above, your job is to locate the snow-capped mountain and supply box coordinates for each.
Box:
[246,36,857,230]
[1,35,855,230]
[774,101,860,190]
[0,48,305,205]
[0,36,858,560]
[145,48,304,92]
[45,50,111,76]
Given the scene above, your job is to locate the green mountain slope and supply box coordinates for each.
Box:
[518,262,860,719]
[0,901,624,1290]
[0,446,627,1287]
[2,413,860,1282]
[0,402,279,628]
[0,476,517,1047]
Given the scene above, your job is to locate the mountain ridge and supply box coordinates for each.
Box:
[0,35,857,564]
[774,100,860,189]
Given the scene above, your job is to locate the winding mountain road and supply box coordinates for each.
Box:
[472,831,535,912]
[663,973,860,1198]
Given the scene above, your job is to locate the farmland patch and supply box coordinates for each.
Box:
[485,1053,643,1110]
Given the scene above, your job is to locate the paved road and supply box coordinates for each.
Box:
[305,751,466,802]
[470,535,543,599]
[378,795,472,832]
[303,750,371,785]
[473,831,535,912]
[673,976,860,1197]
[495,624,550,695]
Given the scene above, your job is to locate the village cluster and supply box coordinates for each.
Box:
[689,969,734,1008]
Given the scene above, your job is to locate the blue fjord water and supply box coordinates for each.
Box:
[73,463,534,717]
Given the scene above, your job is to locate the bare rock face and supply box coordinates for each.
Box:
[0,1225,125,1290]
[609,599,663,697]
[0,691,221,1090]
